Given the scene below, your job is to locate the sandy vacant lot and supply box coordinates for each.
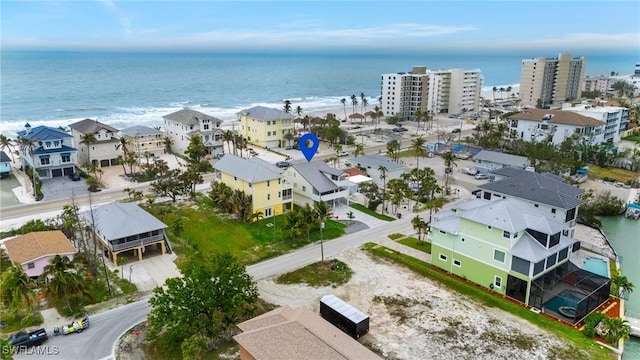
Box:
[258,247,591,360]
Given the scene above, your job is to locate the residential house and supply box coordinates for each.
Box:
[3,231,77,277]
[562,103,629,143]
[81,203,169,265]
[1,151,11,178]
[119,125,165,160]
[163,109,225,157]
[238,106,295,149]
[429,168,610,324]
[69,119,121,167]
[343,167,374,195]
[508,109,606,145]
[473,150,529,175]
[346,154,408,186]
[233,305,381,360]
[284,161,349,207]
[16,124,78,179]
[213,154,293,218]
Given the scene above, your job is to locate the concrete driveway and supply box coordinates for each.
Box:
[40,175,90,202]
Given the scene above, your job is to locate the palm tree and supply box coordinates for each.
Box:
[378,165,388,213]
[300,204,316,242]
[116,257,128,279]
[1,265,37,316]
[414,109,423,134]
[340,98,347,120]
[506,86,513,98]
[441,150,458,189]
[334,143,343,157]
[602,317,631,346]
[80,133,97,166]
[499,87,506,100]
[252,211,264,235]
[17,136,38,197]
[41,255,87,312]
[222,130,234,154]
[411,136,426,168]
[611,273,635,299]
[412,215,428,243]
[295,105,304,132]
[387,140,400,163]
[283,100,292,114]
[163,136,174,155]
[492,86,497,102]
[350,94,358,116]
[0,134,16,163]
[284,209,303,243]
[354,143,364,158]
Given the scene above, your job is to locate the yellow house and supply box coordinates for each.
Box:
[213,154,293,217]
[238,106,295,149]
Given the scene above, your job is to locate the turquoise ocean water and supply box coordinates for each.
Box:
[1,51,637,136]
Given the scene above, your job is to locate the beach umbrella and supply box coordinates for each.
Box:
[349,113,365,119]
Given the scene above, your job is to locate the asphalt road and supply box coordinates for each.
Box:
[14,300,150,360]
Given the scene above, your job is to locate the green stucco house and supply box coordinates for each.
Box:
[429,168,610,324]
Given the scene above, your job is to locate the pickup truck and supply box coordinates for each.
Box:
[8,328,48,351]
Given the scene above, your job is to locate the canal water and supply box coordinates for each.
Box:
[600,216,640,359]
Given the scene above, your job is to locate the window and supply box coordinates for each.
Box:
[502,230,510,238]
[453,259,461,267]
[267,180,270,187]
[203,124,209,130]
[267,194,270,200]
[61,153,70,163]
[40,156,50,165]
[27,262,35,269]
[461,238,466,243]
[302,186,306,192]
[494,249,506,263]
[264,208,272,217]
[493,276,502,288]
[439,230,446,234]
[439,253,447,261]
[551,208,556,214]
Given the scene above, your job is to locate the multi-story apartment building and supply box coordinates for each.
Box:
[508,108,606,145]
[163,109,225,157]
[582,75,613,95]
[563,103,629,143]
[213,154,293,218]
[238,106,295,149]
[381,66,482,121]
[119,125,165,159]
[69,119,121,167]
[519,53,586,108]
[17,124,78,179]
[429,168,610,324]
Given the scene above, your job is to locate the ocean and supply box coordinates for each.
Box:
[1,51,637,136]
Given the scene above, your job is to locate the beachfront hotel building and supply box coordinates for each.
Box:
[380,66,483,121]
[238,106,295,149]
[519,53,586,108]
[163,109,225,157]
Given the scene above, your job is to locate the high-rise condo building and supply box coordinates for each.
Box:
[380,66,482,122]
[519,53,586,108]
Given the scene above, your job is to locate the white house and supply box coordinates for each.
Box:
[16,124,78,179]
[562,103,629,143]
[474,150,529,175]
[346,154,409,186]
[284,161,350,207]
[69,119,121,167]
[163,109,225,157]
[508,109,606,145]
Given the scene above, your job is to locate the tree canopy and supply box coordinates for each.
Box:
[147,253,259,357]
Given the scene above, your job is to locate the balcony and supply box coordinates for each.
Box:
[108,233,166,252]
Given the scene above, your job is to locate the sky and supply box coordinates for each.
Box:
[1,1,639,54]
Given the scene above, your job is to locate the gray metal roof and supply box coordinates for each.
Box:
[474,150,528,168]
[291,161,345,194]
[69,119,119,134]
[347,154,408,172]
[162,109,223,126]
[478,168,583,209]
[80,203,167,241]
[120,125,164,137]
[1,151,11,163]
[511,232,574,262]
[213,154,282,183]
[320,295,368,323]
[237,106,294,121]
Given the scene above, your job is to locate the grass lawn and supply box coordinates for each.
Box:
[275,259,353,287]
[622,135,640,143]
[145,197,346,266]
[587,165,639,184]
[350,203,395,221]
[362,243,615,359]
[388,233,404,240]
[397,236,432,254]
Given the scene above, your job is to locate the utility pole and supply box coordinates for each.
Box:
[320,221,325,265]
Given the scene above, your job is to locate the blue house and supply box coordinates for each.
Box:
[0,151,12,178]
[16,124,78,179]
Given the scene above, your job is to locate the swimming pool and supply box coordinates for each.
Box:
[543,289,585,320]
[583,257,609,278]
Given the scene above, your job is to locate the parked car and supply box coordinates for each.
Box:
[53,316,89,335]
[69,172,81,181]
[392,127,408,132]
[451,128,461,133]
[338,151,349,157]
[461,167,478,175]
[475,173,489,180]
[8,328,48,351]
[275,161,291,168]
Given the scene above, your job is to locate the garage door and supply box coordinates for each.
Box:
[52,169,63,177]
[63,167,74,176]
[100,159,110,167]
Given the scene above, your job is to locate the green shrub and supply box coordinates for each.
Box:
[583,312,606,338]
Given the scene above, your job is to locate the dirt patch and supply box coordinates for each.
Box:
[258,248,587,360]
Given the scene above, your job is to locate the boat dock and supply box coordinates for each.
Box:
[628,311,640,337]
